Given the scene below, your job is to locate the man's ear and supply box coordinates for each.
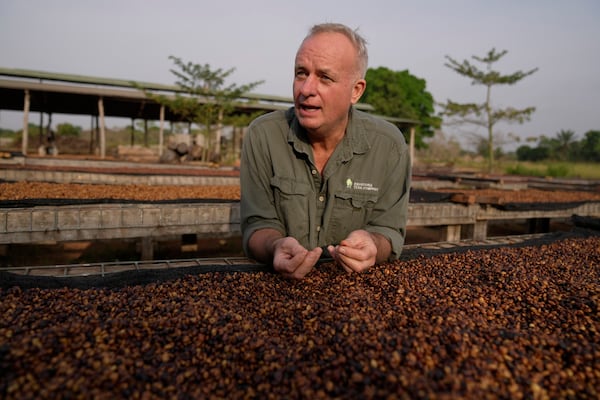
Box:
[351,79,367,104]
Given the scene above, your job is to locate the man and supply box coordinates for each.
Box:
[240,23,411,279]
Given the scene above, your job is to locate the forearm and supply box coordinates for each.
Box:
[369,231,392,263]
[247,228,284,264]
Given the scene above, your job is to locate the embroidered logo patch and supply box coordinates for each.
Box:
[346,178,379,192]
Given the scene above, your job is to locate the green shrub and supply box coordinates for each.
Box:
[505,164,545,177]
[545,164,570,178]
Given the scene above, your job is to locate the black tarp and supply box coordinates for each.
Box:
[2,227,598,291]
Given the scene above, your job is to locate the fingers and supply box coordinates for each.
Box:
[271,231,378,278]
[273,239,322,279]
[330,231,378,273]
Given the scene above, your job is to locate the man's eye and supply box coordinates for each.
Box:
[295,71,307,78]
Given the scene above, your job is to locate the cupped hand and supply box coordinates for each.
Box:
[272,237,323,279]
[327,229,377,273]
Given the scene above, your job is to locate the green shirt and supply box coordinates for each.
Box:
[240,107,411,260]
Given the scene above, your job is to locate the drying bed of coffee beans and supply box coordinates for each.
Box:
[432,187,600,205]
[3,181,600,204]
[0,182,241,202]
[1,235,598,399]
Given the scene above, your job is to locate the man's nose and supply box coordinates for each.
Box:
[298,75,317,96]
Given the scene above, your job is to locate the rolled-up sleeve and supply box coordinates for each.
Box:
[364,141,411,261]
[239,115,286,255]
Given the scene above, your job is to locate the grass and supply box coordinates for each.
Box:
[502,161,600,180]
[448,158,600,180]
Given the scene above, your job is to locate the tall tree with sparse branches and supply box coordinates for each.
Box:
[143,56,263,161]
[440,48,538,172]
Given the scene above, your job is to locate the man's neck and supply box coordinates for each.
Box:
[309,128,346,174]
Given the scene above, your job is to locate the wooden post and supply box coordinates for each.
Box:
[94,115,100,155]
[98,97,106,158]
[473,221,488,241]
[21,90,30,155]
[144,119,148,147]
[159,105,165,157]
[38,111,44,148]
[409,126,415,168]
[214,108,223,160]
[443,225,461,242]
[89,115,94,154]
[47,113,55,156]
[233,127,240,160]
[140,237,154,261]
[130,118,135,146]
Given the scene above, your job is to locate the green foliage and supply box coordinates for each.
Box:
[516,129,600,163]
[0,127,18,149]
[545,164,570,177]
[362,67,440,148]
[578,130,600,162]
[553,129,576,159]
[56,122,82,137]
[516,145,549,161]
[0,127,16,137]
[504,163,544,177]
[226,111,266,128]
[440,48,538,172]
[161,56,264,127]
[138,56,264,160]
[505,163,570,178]
[26,123,43,137]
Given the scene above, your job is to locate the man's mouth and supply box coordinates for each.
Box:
[299,104,320,112]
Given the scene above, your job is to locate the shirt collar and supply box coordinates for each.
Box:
[287,107,371,159]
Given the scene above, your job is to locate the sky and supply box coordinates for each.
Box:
[1,0,599,151]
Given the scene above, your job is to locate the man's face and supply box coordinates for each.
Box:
[293,32,366,136]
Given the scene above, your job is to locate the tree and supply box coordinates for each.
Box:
[579,130,600,162]
[362,67,440,148]
[56,122,82,137]
[143,56,264,161]
[516,144,549,161]
[440,48,538,172]
[554,129,576,160]
[538,129,576,160]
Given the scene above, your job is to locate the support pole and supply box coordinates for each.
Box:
[443,225,461,242]
[144,119,148,147]
[47,113,55,156]
[21,90,30,155]
[94,115,100,155]
[140,237,154,261]
[38,110,44,148]
[409,126,415,168]
[214,108,223,161]
[89,115,94,154]
[159,105,165,157]
[98,97,106,158]
[130,118,135,146]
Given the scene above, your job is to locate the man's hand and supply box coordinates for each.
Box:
[247,229,322,280]
[327,230,390,273]
[272,237,323,279]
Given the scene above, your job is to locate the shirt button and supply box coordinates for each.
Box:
[318,195,325,202]
[311,169,318,175]
[316,226,321,232]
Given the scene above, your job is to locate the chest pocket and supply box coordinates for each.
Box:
[270,176,312,242]
[328,190,379,240]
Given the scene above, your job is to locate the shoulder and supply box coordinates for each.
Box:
[352,109,408,149]
[248,109,291,133]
